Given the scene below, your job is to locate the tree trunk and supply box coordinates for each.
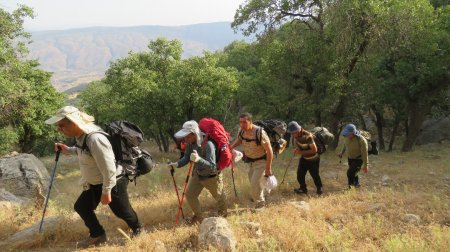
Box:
[314,109,322,126]
[388,115,400,152]
[330,98,346,150]
[401,101,431,152]
[19,124,35,153]
[151,133,163,152]
[159,128,169,152]
[359,113,367,131]
[372,106,385,151]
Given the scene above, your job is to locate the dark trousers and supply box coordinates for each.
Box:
[347,158,363,186]
[74,176,142,238]
[297,157,322,192]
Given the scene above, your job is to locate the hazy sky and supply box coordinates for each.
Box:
[1,0,246,31]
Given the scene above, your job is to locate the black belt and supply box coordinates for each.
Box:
[243,154,267,163]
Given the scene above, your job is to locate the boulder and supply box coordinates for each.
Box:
[0,188,25,203]
[198,217,236,251]
[416,117,450,145]
[290,201,310,211]
[8,216,63,242]
[403,214,421,224]
[0,154,50,200]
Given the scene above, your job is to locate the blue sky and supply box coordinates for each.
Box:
[2,0,246,31]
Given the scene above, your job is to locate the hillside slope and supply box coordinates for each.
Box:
[1,143,449,251]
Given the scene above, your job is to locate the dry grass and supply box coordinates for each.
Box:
[1,142,449,251]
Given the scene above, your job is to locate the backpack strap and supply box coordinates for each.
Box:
[239,127,262,146]
[255,128,262,146]
[76,131,109,154]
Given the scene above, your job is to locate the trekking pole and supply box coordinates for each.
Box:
[279,155,295,187]
[176,161,193,225]
[39,148,61,233]
[230,161,239,199]
[169,165,185,219]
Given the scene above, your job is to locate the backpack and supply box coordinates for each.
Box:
[359,130,379,155]
[309,127,335,155]
[81,121,155,181]
[241,119,287,156]
[198,118,232,170]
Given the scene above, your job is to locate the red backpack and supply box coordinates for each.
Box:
[198,118,232,170]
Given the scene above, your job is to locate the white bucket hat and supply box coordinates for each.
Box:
[45,106,101,134]
[174,120,201,146]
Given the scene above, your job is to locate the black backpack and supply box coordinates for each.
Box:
[80,121,155,181]
[309,127,335,155]
[239,119,287,156]
[359,130,379,155]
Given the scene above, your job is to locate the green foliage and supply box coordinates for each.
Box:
[80,38,239,151]
[228,0,449,151]
[0,128,18,155]
[0,5,65,155]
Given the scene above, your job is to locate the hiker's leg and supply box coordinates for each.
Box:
[74,184,104,237]
[347,159,362,186]
[353,159,363,186]
[203,173,227,214]
[297,158,308,191]
[308,158,322,191]
[250,160,266,205]
[108,177,142,232]
[247,163,254,200]
[185,172,204,218]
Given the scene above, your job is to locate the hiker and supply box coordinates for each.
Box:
[338,123,369,189]
[287,121,323,195]
[167,120,227,223]
[230,112,273,209]
[45,106,143,248]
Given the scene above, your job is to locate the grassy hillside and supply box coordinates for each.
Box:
[0,142,449,251]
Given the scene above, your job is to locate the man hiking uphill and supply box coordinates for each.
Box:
[338,124,369,189]
[287,121,323,195]
[167,120,227,224]
[45,106,143,248]
[230,113,273,209]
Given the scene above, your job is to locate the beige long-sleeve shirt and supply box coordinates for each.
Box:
[67,133,117,194]
[341,136,369,168]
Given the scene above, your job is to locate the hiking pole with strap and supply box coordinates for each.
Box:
[230,161,239,199]
[176,161,193,225]
[169,165,185,220]
[279,155,295,187]
[39,148,61,233]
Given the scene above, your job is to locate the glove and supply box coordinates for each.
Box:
[167,162,178,169]
[190,150,201,163]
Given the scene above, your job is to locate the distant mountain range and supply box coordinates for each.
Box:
[27,22,248,93]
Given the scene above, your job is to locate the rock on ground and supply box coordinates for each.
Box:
[198,217,236,251]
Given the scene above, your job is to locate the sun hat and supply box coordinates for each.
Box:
[174,120,201,146]
[287,121,302,133]
[341,124,360,137]
[45,106,101,134]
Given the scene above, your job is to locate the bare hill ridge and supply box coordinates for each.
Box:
[27,22,246,92]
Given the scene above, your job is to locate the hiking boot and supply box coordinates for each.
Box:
[76,233,107,249]
[131,227,145,238]
[294,188,308,194]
